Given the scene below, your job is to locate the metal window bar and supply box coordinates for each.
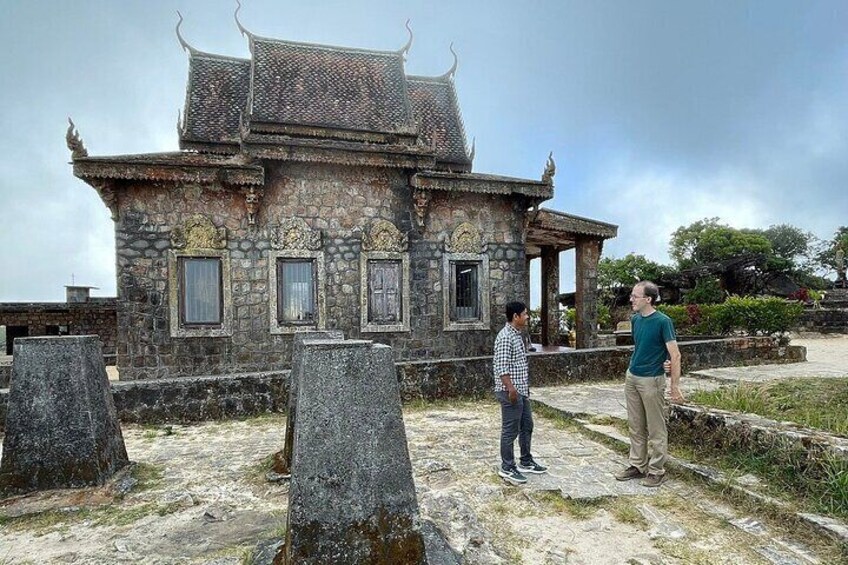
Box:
[453,262,479,320]
[182,258,222,325]
[278,260,316,324]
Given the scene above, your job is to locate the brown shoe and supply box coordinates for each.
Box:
[640,473,667,488]
[614,466,645,481]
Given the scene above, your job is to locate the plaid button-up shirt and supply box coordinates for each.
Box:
[493,323,529,397]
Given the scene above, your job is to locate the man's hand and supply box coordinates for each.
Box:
[508,387,518,405]
[669,386,686,404]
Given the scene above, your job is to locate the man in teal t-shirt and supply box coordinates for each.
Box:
[614,281,685,488]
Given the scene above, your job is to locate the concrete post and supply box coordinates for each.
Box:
[575,237,602,349]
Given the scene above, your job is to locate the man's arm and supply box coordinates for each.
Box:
[500,374,519,404]
[665,340,685,404]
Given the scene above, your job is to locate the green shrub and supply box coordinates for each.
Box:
[659,296,802,337]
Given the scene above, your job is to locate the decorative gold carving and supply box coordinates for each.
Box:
[242,186,262,225]
[272,217,322,250]
[90,179,118,221]
[542,151,556,184]
[171,214,227,250]
[362,220,408,252]
[66,117,88,160]
[412,189,430,231]
[445,222,485,254]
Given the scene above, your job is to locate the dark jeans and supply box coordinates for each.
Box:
[496,391,534,470]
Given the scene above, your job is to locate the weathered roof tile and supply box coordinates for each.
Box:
[407,76,470,166]
[249,38,414,134]
[181,54,250,147]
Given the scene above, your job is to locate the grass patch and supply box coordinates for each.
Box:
[531,491,606,519]
[132,462,165,491]
[670,421,848,520]
[690,378,848,436]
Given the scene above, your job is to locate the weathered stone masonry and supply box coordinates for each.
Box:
[69,12,616,380]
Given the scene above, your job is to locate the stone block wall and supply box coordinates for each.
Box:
[0,337,799,428]
[0,300,117,359]
[797,308,848,333]
[115,162,527,380]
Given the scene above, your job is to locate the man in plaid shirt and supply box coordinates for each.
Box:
[493,301,548,485]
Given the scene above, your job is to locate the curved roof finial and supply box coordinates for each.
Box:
[468,136,476,162]
[175,11,199,56]
[66,117,88,160]
[441,42,458,80]
[542,151,556,184]
[398,19,413,59]
[235,0,253,38]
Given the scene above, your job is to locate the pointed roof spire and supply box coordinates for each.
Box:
[175,11,201,56]
[234,0,254,38]
[66,117,88,160]
[541,152,556,184]
[440,43,458,80]
[397,19,413,59]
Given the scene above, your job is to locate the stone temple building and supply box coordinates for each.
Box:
[68,10,617,380]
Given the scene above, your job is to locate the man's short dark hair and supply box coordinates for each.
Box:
[505,301,527,323]
[636,281,660,305]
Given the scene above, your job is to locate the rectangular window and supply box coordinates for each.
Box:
[368,260,402,323]
[277,259,316,324]
[180,257,222,326]
[451,261,480,321]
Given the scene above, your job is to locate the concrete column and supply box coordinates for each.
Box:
[575,237,601,349]
[540,246,560,347]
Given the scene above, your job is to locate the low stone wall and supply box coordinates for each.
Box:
[397,337,805,401]
[0,337,804,429]
[798,308,848,334]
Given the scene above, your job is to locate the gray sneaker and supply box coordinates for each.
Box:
[498,467,528,485]
[517,460,548,474]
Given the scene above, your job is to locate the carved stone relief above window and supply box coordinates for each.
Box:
[171,214,227,250]
[271,217,323,251]
[444,222,486,254]
[362,219,408,253]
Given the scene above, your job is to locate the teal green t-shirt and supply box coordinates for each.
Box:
[629,311,676,376]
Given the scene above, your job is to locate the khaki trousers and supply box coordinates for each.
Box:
[624,371,668,475]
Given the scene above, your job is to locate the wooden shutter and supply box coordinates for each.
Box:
[369,261,401,323]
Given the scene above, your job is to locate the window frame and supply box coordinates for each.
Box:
[269,249,326,334]
[443,252,490,331]
[360,251,410,333]
[168,249,232,338]
[178,256,224,327]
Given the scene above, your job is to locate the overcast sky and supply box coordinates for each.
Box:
[2,0,847,305]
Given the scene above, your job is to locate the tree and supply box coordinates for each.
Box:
[598,254,671,291]
[758,224,816,274]
[817,226,848,274]
[669,218,772,270]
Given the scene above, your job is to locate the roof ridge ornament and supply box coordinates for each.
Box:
[398,19,413,59]
[175,11,200,56]
[66,117,88,160]
[234,0,254,38]
[440,42,458,80]
[542,152,556,184]
[468,136,476,162]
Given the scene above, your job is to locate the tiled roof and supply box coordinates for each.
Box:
[249,38,415,135]
[407,75,470,166]
[180,54,250,148]
[73,152,264,185]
